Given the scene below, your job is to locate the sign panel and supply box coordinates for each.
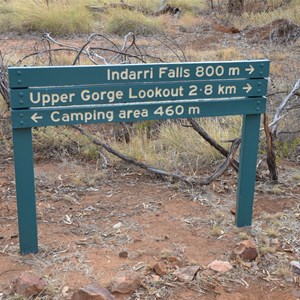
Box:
[9,60,270,88]
[12,99,266,129]
[11,79,268,109]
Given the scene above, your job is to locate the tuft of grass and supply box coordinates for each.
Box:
[211,224,222,237]
[0,0,94,34]
[104,9,163,36]
[270,185,285,195]
[266,227,280,238]
[275,138,300,159]
[215,47,243,61]
[292,172,300,181]
[274,266,293,277]
[259,246,277,255]
[168,0,207,11]
[32,127,101,161]
[232,0,300,28]
[238,231,251,240]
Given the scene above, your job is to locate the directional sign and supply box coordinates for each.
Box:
[11,98,266,129]
[8,59,270,254]
[10,79,268,109]
[8,60,270,88]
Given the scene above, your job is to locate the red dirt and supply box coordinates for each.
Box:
[0,158,299,299]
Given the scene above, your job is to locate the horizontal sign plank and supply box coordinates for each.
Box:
[11,98,266,129]
[10,79,268,109]
[9,60,270,88]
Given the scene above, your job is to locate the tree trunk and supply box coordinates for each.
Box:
[228,0,244,15]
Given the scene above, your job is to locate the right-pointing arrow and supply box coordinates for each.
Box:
[31,113,43,123]
[245,65,255,75]
[243,83,252,93]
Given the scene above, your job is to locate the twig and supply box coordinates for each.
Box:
[0,51,9,108]
[270,79,300,136]
[263,113,278,181]
[187,118,239,172]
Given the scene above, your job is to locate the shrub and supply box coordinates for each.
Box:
[0,0,94,34]
[104,9,163,36]
[168,0,207,11]
[113,117,241,174]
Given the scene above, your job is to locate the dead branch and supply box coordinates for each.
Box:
[72,125,241,186]
[17,33,168,66]
[261,79,300,182]
[0,51,9,109]
[270,79,300,136]
[263,113,278,181]
[199,137,241,185]
[187,118,239,172]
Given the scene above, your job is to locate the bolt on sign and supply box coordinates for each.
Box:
[9,60,270,254]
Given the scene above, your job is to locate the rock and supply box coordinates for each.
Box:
[15,271,47,297]
[153,262,168,276]
[110,271,141,294]
[208,260,233,273]
[167,256,182,267]
[62,286,69,297]
[173,266,200,282]
[71,284,115,300]
[290,261,300,275]
[151,274,161,282]
[71,285,114,300]
[230,207,236,215]
[233,239,259,262]
[118,250,128,258]
[113,222,122,230]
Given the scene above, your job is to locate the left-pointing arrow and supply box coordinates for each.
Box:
[242,83,252,93]
[31,113,43,123]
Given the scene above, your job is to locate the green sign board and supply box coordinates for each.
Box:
[9,60,270,254]
[11,79,267,109]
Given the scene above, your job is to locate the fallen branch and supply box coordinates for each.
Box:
[187,118,239,172]
[72,125,241,186]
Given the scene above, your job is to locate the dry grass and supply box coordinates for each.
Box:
[168,0,207,11]
[32,127,101,161]
[0,0,94,34]
[110,117,241,175]
[104,8,163,35]
[232,0,300,28]
[215,47,243,61]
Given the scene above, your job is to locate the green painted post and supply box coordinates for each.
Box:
[236,114,261,227]
[12,128,38,254]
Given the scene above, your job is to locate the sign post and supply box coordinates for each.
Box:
[9,60,270,254]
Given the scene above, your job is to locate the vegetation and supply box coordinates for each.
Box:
[227,0,299,28]
[0,1,299,299]
[0,0,93,34]
[104,9,163,35]
[0,0,299,172]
